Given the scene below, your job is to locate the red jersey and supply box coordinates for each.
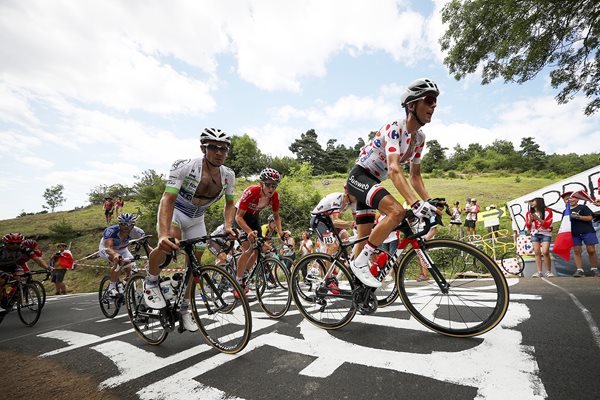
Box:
[525,208,553,236]
[235,185,280,215]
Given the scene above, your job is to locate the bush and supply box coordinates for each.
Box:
[447,171,458,179]
[514,175,521,183]
[49,219,77,241]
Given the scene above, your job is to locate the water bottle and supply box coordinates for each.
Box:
[370,252,389,277]
[159,280,174,300]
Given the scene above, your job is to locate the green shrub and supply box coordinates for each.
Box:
[49,219,77,241]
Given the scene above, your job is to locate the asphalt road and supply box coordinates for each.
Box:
[2,277,599,400]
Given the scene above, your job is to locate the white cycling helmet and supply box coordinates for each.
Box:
[200,128,231,145]
[400,78,440,107]
[117,213,138,226]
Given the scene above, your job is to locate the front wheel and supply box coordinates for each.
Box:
[397,238,509,337]
[98,275,120,318]
[256,257,291,318]
[191,265,252,354]
[291,253,356,330]
[29,280,47,309]
[125,273,168,345]
[17,283,42,326]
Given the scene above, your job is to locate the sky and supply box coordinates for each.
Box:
[1,0,599,220]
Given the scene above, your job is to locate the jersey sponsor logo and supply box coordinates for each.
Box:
[373,139,381,148]
[171,159,191,170]
[390,130,399,140]
[349,175,370,191]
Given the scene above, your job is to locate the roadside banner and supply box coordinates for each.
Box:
[480,207,507,221]
[507,165,600,232]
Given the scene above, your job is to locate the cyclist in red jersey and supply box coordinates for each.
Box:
[18,239,52,273]
[234,168,289,286]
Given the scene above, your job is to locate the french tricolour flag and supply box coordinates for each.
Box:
[552,201,574,261]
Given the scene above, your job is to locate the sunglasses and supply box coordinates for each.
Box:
[409,95,437,106]
[119,223,134,227]
[263,182,278,189]
[204,144,229,153]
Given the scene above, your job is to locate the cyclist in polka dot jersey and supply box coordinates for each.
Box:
[346,78,442,288]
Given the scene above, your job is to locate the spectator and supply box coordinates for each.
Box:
[103,197,115,225]
[50,243,74,295]
[525,197,554,277]
[448,201,463,236]
[299,231,313,256]
[115,196,124,215]
[464,198,480,238]
[567,194,599,277]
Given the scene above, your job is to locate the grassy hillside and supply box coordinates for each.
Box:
[0,173,557,294]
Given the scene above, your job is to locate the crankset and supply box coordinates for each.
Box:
[353,286,378,315]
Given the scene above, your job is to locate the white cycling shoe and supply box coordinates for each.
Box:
[143,280,167,309]
[350,260,382,288]
[180,311,198,332]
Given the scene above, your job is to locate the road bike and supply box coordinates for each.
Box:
[98,236,151,318]
[291,205,509,337]
[0,272,43,327]
[466,230,525,276]
[226,235,291,318]
[125,234,252,354]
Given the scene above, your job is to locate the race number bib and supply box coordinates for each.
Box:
[322,232,336,245]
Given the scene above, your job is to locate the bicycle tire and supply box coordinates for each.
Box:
[271,257,291,290]
[500,251,525,275]
[256,257,291,318]
[98,275,120,318]
[291,255,328,302]
[30,279,47,309]
[17,283,42,326]
[397,238,509,337]
[191,264,252,354]
[291,253,356,330]
[125,273,168,345]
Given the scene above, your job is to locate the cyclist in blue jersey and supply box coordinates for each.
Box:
[99,213,151,297]
[144,128,236,332]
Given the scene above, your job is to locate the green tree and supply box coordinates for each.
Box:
[519,137,547,171]
[42,184,66,212]
[289,129,326,174]
[87,183,133,204]
[421,139,448,172]
[132,169,166,234]
[228,134,265,178]
[440,0,600,115]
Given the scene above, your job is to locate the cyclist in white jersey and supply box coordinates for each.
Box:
[346,78,443,287]
[310,189,357,254]
[144,128,236,332]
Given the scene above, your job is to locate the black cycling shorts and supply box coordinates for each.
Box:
[346,165,390,225]
[234,211,262,237]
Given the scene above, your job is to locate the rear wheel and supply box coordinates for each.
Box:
[125,273,168,345]
[397,238,509,337]
[191,265,252,354]
[256,257,291,318]
[17,283,42,326]
[291,253,356,330]
[98,275,120,318]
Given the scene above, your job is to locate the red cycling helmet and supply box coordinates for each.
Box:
[23,239,38,249]
[2,232,25,244]
[259,168,281,183]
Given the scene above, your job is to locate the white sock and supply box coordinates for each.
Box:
[109,282,116,290]
[354,243,376,266]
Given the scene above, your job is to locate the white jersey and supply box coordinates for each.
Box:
[311,192,356,215]
[164,158,235,218]
[356,119,425,180]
